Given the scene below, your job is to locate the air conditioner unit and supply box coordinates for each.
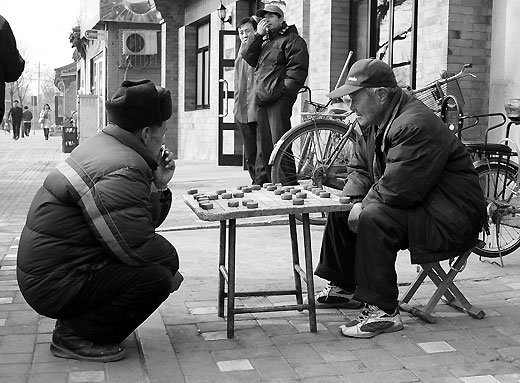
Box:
[122,30,158,55]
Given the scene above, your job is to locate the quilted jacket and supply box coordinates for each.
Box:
[243,22,308,106]
[17,124,179,317]
[344,89,487,264]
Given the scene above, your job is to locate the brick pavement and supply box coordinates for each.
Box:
[0,130,520,382]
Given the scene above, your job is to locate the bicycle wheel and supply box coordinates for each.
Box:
[270,119,355,225]
[474,160,520,257]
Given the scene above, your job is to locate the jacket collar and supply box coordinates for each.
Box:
[378,88,405,152]
[102,124,158,170]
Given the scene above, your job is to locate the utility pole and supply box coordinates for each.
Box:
[38,61,41,132]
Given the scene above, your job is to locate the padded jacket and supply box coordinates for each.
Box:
[17,125,179,317]
[344,89,487,264]
[243,22,308,106]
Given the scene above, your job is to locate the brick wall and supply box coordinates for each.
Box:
[416,0,449,88]
[447,0,492,122]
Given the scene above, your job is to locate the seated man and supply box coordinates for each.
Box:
[313,59,487,338]
[17,80,182,362]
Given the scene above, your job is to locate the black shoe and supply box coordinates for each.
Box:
[50,321,126,362]
[314,283,364,309]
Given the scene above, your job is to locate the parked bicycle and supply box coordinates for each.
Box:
[269,63,520,264]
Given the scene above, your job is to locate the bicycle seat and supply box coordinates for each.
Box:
[505,99,520,123]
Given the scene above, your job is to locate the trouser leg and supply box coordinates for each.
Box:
[13,122,20,139]
[353,203,408,312]
[256,105,274,182]
[314,211,357,292]
[236,120,269,185]
[56,263,173,344]
[266,95,297,185]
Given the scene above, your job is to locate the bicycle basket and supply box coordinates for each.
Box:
[412,85,443,112]
[412,78,465,112]
[441,79,465,110]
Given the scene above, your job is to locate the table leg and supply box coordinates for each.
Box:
[289,215,303,308]
[302,213,317,332]
[218,221,226,318]
[227,219,237,338]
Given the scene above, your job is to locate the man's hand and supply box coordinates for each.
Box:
[257,19,268,36]
[348,202,363,233]
[153,147,176,190]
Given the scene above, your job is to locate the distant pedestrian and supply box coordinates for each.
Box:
[0,14,25,122]
[39,104,52,140]
[8,100,22,140]
[22,105,32,137]
[234,16,271,185]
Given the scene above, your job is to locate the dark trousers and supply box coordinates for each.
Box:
[12,121,21,139]
[256,95,297,185]
[236,120,271,185]
[55,263,173,344]
[43,128,50,140]
[315,203,408,312]
[23,122,31,136]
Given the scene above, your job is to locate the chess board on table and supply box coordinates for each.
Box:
[183,183,353,222]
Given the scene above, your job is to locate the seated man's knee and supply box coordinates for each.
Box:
[358,203,386,226]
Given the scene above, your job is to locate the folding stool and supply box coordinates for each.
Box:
[398,246,486,324]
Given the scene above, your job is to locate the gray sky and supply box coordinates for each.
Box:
[1,0,81,70]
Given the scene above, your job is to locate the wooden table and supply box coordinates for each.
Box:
[184,185,352,338]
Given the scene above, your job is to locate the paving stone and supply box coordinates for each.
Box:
[310,341,358,362]
[29,372,68,383]
[352,347,404,371]
[250,356,299,380]
[277,342,324,366]
[201,331,228,341]
[294,360,367,379]
[69,370,106,382]
[460,376,501,382]
[217,358,254,372]
[447,360,520,378]
[417,341,456,353]
[338,369,421,383]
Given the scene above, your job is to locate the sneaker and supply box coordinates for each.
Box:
[339,305,404,338]
[50,321,126,362]
[314,283,364,309]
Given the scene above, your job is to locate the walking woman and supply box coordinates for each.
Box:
[39,104,51,140]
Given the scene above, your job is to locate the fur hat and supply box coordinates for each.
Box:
[106,80,172,131]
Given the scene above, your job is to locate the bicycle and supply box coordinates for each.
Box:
[269,63,520,263]
[269,86,358,225]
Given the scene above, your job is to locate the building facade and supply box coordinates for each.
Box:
[75,0,520,163]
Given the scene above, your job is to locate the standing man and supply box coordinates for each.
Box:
[17,80,182,362]
[312,59,487,338]
[8,99,23,140]
[22,105,33,137]
[243,4,309,185]
[0,14,25,122]
[234,16,271,186]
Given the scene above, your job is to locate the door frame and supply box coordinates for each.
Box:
[217,29,242,166]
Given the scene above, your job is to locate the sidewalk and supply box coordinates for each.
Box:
[0,131,519,382]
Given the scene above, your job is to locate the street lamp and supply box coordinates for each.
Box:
[218,1,232,24]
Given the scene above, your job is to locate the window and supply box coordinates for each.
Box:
[196,23,210,109]
[375,0,417,88]
[350,0,418,88]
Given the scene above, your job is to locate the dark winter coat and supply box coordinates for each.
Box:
[0,15,25,121]
[243,22,308,106]
[344,88,486,264]
[17,124,179,317]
